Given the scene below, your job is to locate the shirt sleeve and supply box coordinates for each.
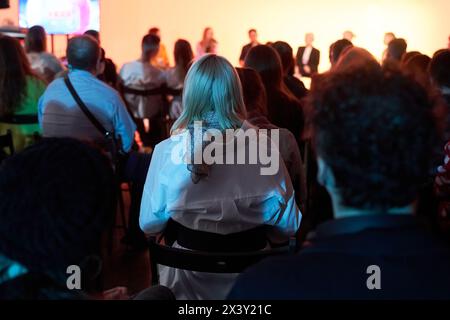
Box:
[139,144,171,234]
[262,153,302,242]
[111,93,136,152]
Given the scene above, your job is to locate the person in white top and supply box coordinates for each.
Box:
[139,54,302,300]
[196,27,218,58]
[25,25,64,83]
[165,39,194,120]
[120,34,167,119]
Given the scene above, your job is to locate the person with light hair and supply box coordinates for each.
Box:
[139,54,301,300]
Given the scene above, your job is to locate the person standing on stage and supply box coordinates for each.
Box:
[239,29,260,66]
[296,33,320,77]
[196,27,217,58]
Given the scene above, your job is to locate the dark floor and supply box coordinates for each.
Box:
[100,184,151,296]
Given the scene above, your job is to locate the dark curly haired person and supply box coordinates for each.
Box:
[228,63,450,299]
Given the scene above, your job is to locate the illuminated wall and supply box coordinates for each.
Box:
[1,0,449,71]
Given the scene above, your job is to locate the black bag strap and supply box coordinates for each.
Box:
[64,76,111,137]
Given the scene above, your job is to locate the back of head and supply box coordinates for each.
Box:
[148,27,160,36]
[67,35,100,71]
[25,25,47,53]
[403,54,431,88]
[84,29,100,43]
[329,39,353,66]
[174,39,194,79]
[172,54,246,131]
[271,41,295,76]
[333,47,378,71]
[387,38,408,62]
[0,35,33,116]
[401,51,421,65]
[244,45,284,93]
[429,50,450,89]
[236,67,268,117]
[0,138,115,281]
[310,63,437,210]
[141,34,160,61]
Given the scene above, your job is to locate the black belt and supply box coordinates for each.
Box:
[164,219,268,253]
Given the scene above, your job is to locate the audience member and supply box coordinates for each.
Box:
[296,33,320,77]
[84,30,119,88]
[39,35,136,152]
[236,67,306,208]
[333,47,378,71]
[25,25,64,83]
[239,29,260,66]
[271,41,308,100]
[149,27,170,69]
[139,54,301,300]
[0,138,115,299]
[165,39,194,119]
[386,38,408,63]
[229,63,450,299]
[245,45,304,145]
[0,35,46,151]
[402,54,431,89]
[120,34,166,147]
[329,39,353,67]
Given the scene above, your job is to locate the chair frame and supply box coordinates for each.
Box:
[149,235,296,285]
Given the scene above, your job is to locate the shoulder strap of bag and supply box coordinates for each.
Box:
[64,76,111,138]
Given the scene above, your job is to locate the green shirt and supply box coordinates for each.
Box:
[0,76,46,152]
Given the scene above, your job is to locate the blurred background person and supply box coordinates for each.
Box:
[271,41,308,100]
[329,39,353,68]
[239,29,260,66]
[84,29,119,88]
[343,30,355,42]
[149,27,170,69]
[196,27,216,58]
[25,25,64,83]
[236,67,306,210]
[246,45,304,147]
[0,36,46,152]
[296,33,320,77]
[382,32,397,61]
[165,39,194,120]
[385,38,408,63]
[120,34,166,147]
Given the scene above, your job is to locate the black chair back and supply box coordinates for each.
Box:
[149,235,296,285]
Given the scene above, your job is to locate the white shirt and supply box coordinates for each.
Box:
[139,122,301,238]
[139,122,301,300]
[302,46,313,65]
[119,60,166,119]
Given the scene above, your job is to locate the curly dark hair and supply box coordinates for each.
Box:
[310,63,438,209]
[0,138,116,281]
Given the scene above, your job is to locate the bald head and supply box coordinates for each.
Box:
[67,35,100,72]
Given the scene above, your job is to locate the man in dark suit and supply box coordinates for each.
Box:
[239,29,260,66]
[296,33,320,77]
[228,63,450,300]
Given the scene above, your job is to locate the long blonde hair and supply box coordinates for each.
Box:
[171,54,247,132]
